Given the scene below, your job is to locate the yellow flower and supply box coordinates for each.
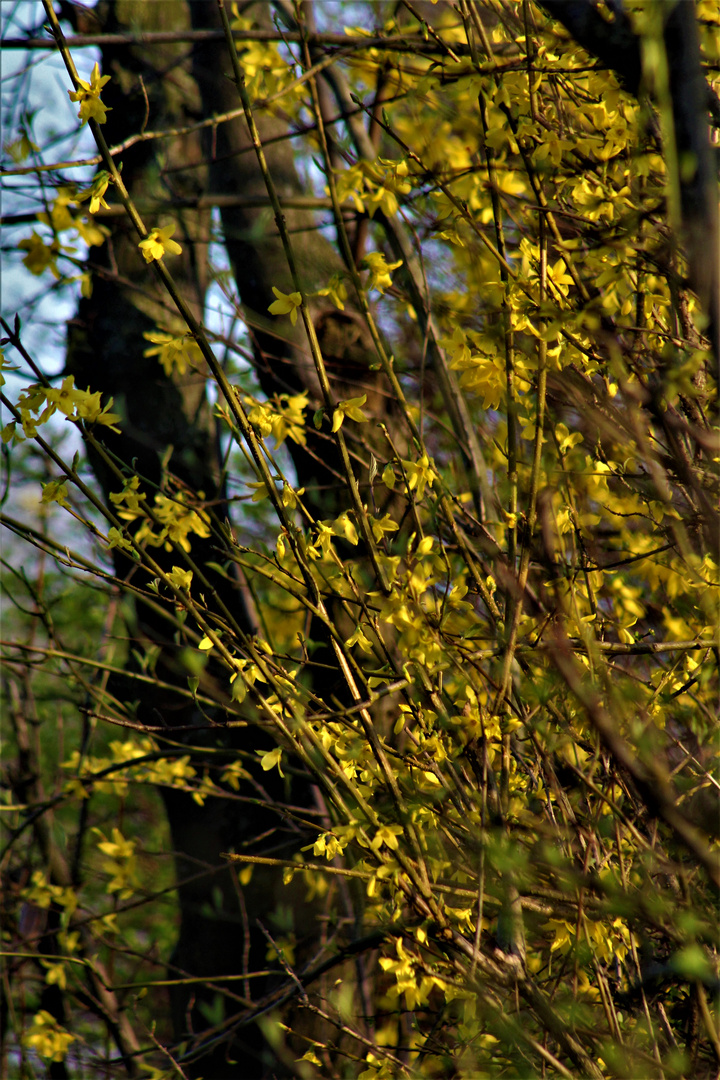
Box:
[326,512,359,545]
[4,130,39,163]
[314,274,348,310]
[41,480,70,508]
[95,827,135,861]
[75,217,109,248]
[93,827,138,898]
[332,394,368,432]
[44,375,81,418]
[346,625,374,653]
[370,513,399,542]
[401,453,438,499]
[271,392,308,447]
[370,823,404,851]
[23,1011,76,1063]
[109,476,146,519]
[73,389,121,430]
[363,252,402,294]
[382,463,396,489]
[74,171,112,214]
[106,527,133,552]
[68,62,111,125]
[167,566,193,590]
[37,187,76,232]
[138,223,183,263]
[41,960,67,990]
[247,481,270,502]
[18,231,61,277]
[131,492,210,552]
[258,746,284,776]
[143,330,201,376]
[268,286,303,325]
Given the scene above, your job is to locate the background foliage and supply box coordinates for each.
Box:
[2,1,719,1077]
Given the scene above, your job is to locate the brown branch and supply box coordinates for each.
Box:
[2,29,467,51]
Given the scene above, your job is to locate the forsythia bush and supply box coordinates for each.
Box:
[2,2,718,1077]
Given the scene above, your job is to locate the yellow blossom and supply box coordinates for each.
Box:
[93,827,138,898]
[131,492,210,552]
[109,475,146,516]
[167,566,193,590]
[346,625,374,652]
[18,231,61,277]
[73,389,121,430]
[74,171,112,214]
[37,187,76,232]
[332,394,368,432]
[363,252,403,294]
[401,453,438,499]
[14,376,121,433]
[314,274,348,310]
[268,286,303,325]
[271,392,308,447]
[41,960,67,990]
[138,223,183,263]
[41,480,70,508]
[247,481,270,502]
[258,746,284,776]
[75,216,109,247]
[106,527,133,552]
[143,330,202,376]
[23,1011,76,1063]
[68,62,111,125]
[371,823,404,851]
[4,130,39,162]
[370,513,399,542]
[44,375,80,418]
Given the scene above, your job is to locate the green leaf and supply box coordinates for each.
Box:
[669,945,712,981]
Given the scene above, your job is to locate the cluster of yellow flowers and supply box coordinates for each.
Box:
[18,185,109,285]
[111,476,211,554]
[332,158,412,219]
[2,374,121,447]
